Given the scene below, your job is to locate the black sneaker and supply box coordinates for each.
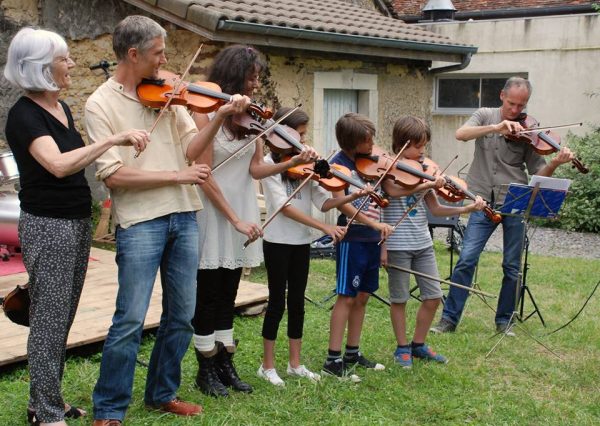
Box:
[322,359,361,382]
[430,318,456,334]
[343,352,385,371]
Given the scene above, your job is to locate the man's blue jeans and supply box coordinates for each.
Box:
[441,211,525,327]
[93,213,198,421]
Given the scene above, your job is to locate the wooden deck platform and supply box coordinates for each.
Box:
[0,247,268,367]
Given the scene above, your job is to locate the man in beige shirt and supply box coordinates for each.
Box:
[431,77,573,336]
[86,16,249,426]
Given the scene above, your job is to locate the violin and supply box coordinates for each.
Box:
[355,147,423,189]
[1,283,30,327]
[357,148,502,223]
[233,113,308,155]
[506,113,588,174]
[284,157,389,208]
[136,70,273,119]
[422,158,502,224]
[234,113,389,199]
[422,158,465,203]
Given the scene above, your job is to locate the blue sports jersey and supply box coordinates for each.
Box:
[331,151,381,242]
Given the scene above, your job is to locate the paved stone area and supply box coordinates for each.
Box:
[432,224,600,260]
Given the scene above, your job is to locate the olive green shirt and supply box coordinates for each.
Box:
[464,108,547,204]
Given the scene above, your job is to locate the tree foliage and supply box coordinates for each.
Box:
[553,126,600,232]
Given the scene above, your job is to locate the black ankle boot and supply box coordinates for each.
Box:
[195,345,229,397]
[215,342,253,393]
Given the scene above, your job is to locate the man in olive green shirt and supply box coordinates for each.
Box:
[432,77,573,335]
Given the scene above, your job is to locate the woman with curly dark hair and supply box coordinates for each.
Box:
[191,45,315,397]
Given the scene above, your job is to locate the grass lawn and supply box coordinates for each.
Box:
[1,242,599,425]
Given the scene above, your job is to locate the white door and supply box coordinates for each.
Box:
[319,89,359,226]
[323,89,358,155]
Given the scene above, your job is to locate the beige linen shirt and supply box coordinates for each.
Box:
[464,107,547,204]
[85,77,202,228]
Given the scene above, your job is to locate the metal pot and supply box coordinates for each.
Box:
[0,191,20,247]
[0,151,19,184]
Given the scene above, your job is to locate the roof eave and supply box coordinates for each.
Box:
[121,0,475,64]
[217,20,476,62]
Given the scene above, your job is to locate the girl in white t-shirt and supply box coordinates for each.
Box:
[258,107,368,386]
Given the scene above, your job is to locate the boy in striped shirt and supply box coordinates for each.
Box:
[381,116,484,368]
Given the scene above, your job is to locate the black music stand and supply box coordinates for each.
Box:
[486,182,567,359]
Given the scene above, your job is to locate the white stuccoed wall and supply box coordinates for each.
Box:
[419,13,600,178]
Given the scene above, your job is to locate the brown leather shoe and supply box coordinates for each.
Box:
[92,420,122,426]
[154,397,202,416]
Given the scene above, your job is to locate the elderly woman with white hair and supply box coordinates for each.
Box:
[4,27,149,426]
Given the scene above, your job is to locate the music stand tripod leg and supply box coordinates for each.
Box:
[304,294,320,308]
[517,236,546,326]
[320,289,337,310]
[409,284,422,302]
[521,285,546,325]
[369,291,391,307]
[510,320,561,359]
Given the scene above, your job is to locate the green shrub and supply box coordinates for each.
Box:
[553,126,600,232]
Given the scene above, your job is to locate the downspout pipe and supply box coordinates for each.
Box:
[429,51,472,74]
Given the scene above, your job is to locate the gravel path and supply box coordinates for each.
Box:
[432,225,600,260]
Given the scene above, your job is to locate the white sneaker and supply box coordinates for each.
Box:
[287,363,321,382]
[257,364,285,386]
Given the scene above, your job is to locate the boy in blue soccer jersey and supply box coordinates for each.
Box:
[322,113,392,380]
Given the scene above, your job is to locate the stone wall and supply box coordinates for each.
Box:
[0,0,141,147]
[265,53,429,152]
[0,0,430,203]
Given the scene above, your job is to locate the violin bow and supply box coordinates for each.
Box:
[516,122,582,135]
[243,150,337,249]
[385,263,496,298]
[211,105,302,173]
[342,143,408,232]
[134,44,204,158]
[378,155,458,246]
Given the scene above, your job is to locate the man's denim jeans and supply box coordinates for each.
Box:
[441,210,525,326]
[93,212,198,421]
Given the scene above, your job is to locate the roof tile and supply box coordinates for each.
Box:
[155,0,471,47]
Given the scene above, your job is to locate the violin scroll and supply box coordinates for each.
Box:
[571,158,589,174]
[422,158,502,223]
